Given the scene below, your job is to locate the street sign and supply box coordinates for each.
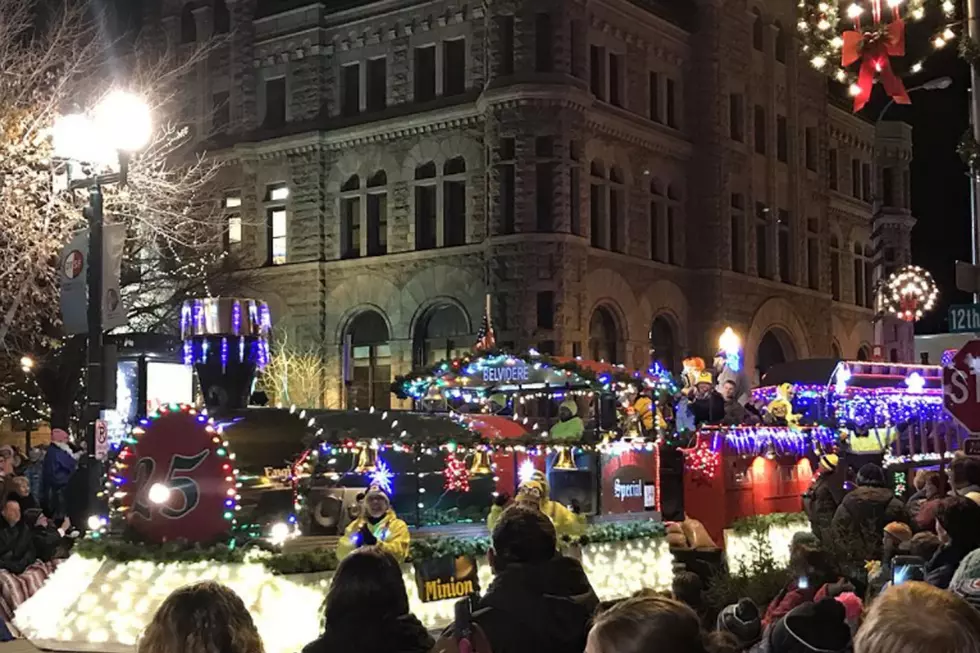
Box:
[964,438,980,457]
[956,260,980,294]
[94,419,109,461]
[944,341,980,433]
[949,304,980,334]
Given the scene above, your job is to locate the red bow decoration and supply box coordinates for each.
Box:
[841,19,909,112]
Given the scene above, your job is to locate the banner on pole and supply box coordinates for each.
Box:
[59,225,128,334]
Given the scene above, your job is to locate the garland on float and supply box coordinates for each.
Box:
[729,512,808,536]
[99,403,242,537]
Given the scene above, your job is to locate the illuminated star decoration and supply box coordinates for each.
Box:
[904,371,926,394]
[370,459,394,495]
[518,459,537,485]
[443,454,471,493]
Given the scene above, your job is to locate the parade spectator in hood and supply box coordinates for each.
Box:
[765,599,852,653]
[830,463,908,561]
[925,495,980,589]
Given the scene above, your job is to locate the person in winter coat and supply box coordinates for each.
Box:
[761,599,853,653]
[487,470,585,538]
[0,498,36,574]
[451,505,598,653]
[830,463,909,561]
[854,582,980,653]
[139,582,264,653]
[924,495,980,589]
[585,595,705,653]
[303,547,432,653]
[802,454,847,543]
[717,598,762,650]
[866,522,913,600]
[948,455,980,498]
[42,428,79,520]
[762,546,845,626]
[336,484,410,562]
[690,372,726,426]
[910,471,944,531]
[550,398,584,441]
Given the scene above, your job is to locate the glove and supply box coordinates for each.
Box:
[493,493,510,508]
[359,524,377,546]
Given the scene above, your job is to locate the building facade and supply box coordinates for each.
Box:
[165,0,914,409]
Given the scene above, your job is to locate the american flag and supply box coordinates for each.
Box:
[474,293,496,351]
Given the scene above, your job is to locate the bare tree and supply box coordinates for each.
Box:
[257,329,327,409]
[0,0,235,353]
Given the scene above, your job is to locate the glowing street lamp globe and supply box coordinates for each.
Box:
[94,90,152,153]
[878,265,938,322]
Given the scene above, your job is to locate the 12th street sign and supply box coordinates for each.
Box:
[944,340,980,433]
[949,304,980,334]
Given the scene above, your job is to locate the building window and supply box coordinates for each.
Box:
[778,209,790,282]
[731,193,745,273]
[267,208,287,265]
[498,138,515,234]
[340,174,361,259]
[570,20,583,78]
[366,171,388,256]
[650,72,662,123]
[180,4,196,43]
[570,140,581,236]
[862,162,872,202]
[609,166,625,253]
[864,245,874,309]
[666,78,678,128]
[881,167,894,207]
[224,192,242,209]
[443,157,467,247]
[266,183,289,202]
[853,243,865,306]
[346,311,391,411]
[443,39,466,96]
[730,93,744,141]
[590,161,607,249]
[805,128,817,171]
[227,216,242,248]
[806,218,819,291]
[752,8,764,51]
[535,13,554,72]
[754,105,766,154]
[537,291,555,329]
[414,45,436,102]
[537,164,554,232]
[666,185,681,264]
[414,162,437,250]
[212,91,229,133]
[650,181,666,262]
[263,77,286,128]
[608,53,623,107]
[830,235,841,300]
[756,202,770,278]
[774,21,787,63]
[590,45,605,100]
[341,63,360,117]
[776,115,788,163]
[828,148,838,190]
[366,57,387,112]
[213,0,230,35]
[497,15,514,76]
[851,158,861,199]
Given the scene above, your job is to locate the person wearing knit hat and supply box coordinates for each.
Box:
[336,484,410,562]
[803,453,847,544]
[949,547,980,610]
[486,471,585,538]
[550,398,584,441]
[766,599,852,653]
[716,598,762,648]
[831,462,909,561]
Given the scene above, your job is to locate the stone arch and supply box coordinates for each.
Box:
[326,146,401,193]
[584,140,634,186]
[638,279,690,369]
[401,133,482,181]
[402,265,483,338]
[341,307,393,410]
[745,297,811,378]
[650,313,680,373]
[325,275,402,343]
[585,268,637,343]
[757,328,798,378]
[411,299,472,366]
[856,343,872,361]
[588,304,623,363]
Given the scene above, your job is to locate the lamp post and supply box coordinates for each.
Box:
[52,90,151,521]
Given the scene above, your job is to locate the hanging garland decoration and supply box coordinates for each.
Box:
[878,264,939,322]
[443,454,471,492]
[798,0,959,111]
[104,404,242,544]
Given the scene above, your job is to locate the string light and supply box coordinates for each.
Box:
[442,455,470,493]
[879,265,939,322]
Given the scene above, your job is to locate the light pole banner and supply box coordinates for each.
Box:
[58,225,128,334]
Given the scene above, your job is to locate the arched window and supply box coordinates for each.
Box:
[853,243,866,307]
[757,329,797,380]
[752,8,764,51]
[367,171,388,256]
[346,311,391,410]
[589,307,620,363]
[609,166,625,253]
[180,4,196,44]
[340,175,362,259]
[650,179,666,262]
[413,304,469,366]
[830,234,841,300]
[444,157,467,247]
[857,345,871,361]
[590,161,607,249]
[414,162,437,250]
[831,340,843,360]
[774,20,787,63]
[213,0,230,35]
[650,315,677,373]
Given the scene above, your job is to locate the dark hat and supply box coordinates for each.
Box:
[856,463,886,487]
[716,598,761,645]
[791,531,820,550]
[950,549,980,610]
[768,599,851,653]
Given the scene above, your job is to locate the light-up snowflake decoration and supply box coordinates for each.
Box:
[370,459,394,495]
[518,460,537,486]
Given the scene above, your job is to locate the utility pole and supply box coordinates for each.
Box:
[82,185,105,521]
[969,0,980,303]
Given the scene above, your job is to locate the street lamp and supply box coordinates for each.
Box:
[52,89,152,521]
[19,356,33,373]
[876,76,953,124]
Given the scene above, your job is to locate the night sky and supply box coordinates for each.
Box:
[870,46,973,334]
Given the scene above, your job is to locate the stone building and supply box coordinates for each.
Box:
[165,0,914,409]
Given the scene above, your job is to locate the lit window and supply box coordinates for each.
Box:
[224,193,241,209]
[228,216,242,244]
[270,208,287,265]
[266,183,289,202]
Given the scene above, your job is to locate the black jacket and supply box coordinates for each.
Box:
[690,392,725,426]
[0,520,36,575]
[804,471,845,543]
[302,614,433,653]
[830,485,908,560]
[472,555,599,653]
[925,542,976,590]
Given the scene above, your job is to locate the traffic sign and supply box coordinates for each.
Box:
[944,341,980,432]
[949,304,980,333]
[94,419,108,461]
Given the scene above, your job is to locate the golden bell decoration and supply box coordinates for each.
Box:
[553,446,577,470]
[469,449,493,475]
[354,445,377,473]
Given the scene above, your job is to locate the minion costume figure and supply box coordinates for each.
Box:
[550,398,584,440]
[336,483,410,562]
[764,383,800,427]
[486,471,586,538]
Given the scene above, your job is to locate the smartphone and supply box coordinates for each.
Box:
[892,555,926,585]
[797,576,809,590]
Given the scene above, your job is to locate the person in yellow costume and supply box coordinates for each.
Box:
[764,382,801,427]
[550,398,585,441]
[633,393,666,434]
[487,471,586,538]
[336,484,410,562]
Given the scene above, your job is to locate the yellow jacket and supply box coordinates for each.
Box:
[336,509,410,562]
[487,499,586,539]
